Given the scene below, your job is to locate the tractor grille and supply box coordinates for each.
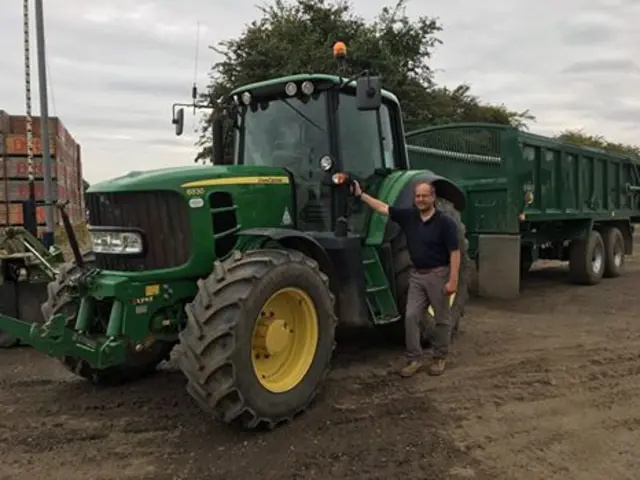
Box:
[86,190,191,271]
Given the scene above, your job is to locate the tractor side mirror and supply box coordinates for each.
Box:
[173,108,185,136]
[356,75,382,111]
[212,116,225,165]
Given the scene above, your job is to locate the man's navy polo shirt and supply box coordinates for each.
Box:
[388,207,459,269]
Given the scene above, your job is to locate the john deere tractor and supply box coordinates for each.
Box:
[0,54,470,429]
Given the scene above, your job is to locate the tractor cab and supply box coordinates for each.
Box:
[172,41,408,237]
[216,72,408,236]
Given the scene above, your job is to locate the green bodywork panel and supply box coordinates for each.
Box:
[88,164,295,282]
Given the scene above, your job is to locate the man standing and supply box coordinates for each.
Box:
[351,180,461,377]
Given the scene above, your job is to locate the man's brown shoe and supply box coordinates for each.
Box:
[399,359,424,377]
[428,358,446,376]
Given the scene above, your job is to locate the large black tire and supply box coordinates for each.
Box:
[389,198,472,343]
[178,249,337,430]
[602,226,625,278]
[41,252,175,385]
[568,230,605,285]
[520,246,534,277]
[0,331,19,348]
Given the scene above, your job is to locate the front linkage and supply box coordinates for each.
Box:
[0,202,186,375]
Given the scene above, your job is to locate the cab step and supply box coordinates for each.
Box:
[360,246,400,325]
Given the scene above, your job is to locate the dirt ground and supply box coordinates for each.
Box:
[2,239,640,480]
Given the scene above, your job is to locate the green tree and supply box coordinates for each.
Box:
[555,129,640,157]
[196,0,534,161]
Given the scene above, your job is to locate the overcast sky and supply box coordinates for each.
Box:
[0,0,638,184]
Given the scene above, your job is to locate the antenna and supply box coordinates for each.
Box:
[192,21,200,114]
[171,19,220,165]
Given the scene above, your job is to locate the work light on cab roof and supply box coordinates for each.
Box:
[241,91,252,105]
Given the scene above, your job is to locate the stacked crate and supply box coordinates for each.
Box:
[0,110,85,231]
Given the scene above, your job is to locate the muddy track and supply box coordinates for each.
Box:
[2,242,640,479]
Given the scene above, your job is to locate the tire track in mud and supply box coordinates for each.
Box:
[0,348,492,480]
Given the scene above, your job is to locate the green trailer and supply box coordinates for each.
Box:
[406,123,640,297]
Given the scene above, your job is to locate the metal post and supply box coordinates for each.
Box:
[34,0,55,248]
[23,0,36,216]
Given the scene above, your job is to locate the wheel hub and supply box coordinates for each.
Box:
[592,249,603,273]
[614,248,623,267]
[254,318,292,356]
[251,287,320,393]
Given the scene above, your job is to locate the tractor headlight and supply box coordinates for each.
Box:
[89,229,144,255]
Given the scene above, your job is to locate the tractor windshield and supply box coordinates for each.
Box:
[236,93,330,174]
[236,92,333,232]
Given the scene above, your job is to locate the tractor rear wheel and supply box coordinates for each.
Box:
[178,248,336,430]
[41,253,175,386]
[389,198,472,344]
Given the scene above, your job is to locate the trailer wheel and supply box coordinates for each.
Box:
[178,249,336,430]
[602,226,625,278]
[389,199,472,344]
[569,230,605,285]
[520,246,534,277]
[41,253,175,386]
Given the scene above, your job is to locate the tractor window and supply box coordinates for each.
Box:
[238,94,330,176]
[380,105,395,169]
[236,93,334,232]
[338,95,395,175]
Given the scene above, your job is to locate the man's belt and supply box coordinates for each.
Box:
[414,266,448,274]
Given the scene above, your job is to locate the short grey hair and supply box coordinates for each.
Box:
[412,181,436,196]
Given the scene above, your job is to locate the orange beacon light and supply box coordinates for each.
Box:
[333,41,347,59]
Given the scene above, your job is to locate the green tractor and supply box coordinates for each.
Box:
[0,66,471,429]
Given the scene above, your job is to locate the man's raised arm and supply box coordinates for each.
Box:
[352,180,390,216]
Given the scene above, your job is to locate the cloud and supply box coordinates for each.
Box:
[562,59,640,75]
[0,0,638,184]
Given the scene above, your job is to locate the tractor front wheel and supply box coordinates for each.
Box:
[178,249,337,430]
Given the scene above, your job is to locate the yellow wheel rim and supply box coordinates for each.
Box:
[427,292,456,318]
[251,287,319,393]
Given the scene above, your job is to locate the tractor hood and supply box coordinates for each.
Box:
[87,165,291,194]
